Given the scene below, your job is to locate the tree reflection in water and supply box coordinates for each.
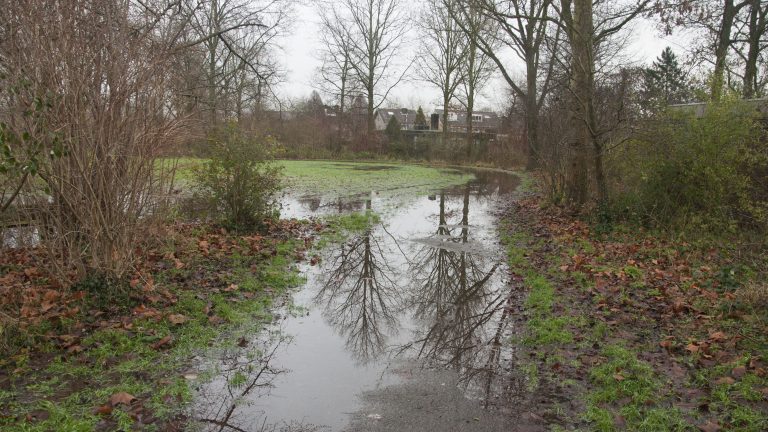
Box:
[193,335,328,431]
[314,225,402,364]
[408,186,514,406]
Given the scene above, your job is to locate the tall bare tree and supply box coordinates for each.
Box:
[654,0,761,99]
[336,0,412,142]
[451,0,559,169]
[734,0,767,97]
[182,0,290,126]
[419,0,467,146]
[316,5,361,149]
[557,0,649,205]
[454,1,496,157]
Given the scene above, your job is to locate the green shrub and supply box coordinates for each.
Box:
[195,125,282,231]
[612,98,767,234]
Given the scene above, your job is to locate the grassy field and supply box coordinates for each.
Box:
[163,158,475,198]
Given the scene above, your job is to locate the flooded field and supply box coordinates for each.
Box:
[192,168,523,431]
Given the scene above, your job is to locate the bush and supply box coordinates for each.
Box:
[195,125,282,231]
[611,99,767,234]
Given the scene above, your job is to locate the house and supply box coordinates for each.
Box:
[433,109,500,134]
[374,108,420,131]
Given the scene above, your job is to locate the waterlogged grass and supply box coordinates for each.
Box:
[315,211,381,249]
[0,235,305,431]
[280,160,474,198]
[160,158,474,197]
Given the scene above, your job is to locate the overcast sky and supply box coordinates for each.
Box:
[273,2,691,113]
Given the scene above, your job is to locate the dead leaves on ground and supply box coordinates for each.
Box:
[509,197,768,428]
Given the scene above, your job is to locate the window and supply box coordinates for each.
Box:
[472,114,483,122]
[448,112,458,121]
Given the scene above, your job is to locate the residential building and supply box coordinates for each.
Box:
[433,109,500,134]
[374,108,419,131]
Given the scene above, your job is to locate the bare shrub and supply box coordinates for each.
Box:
[0,1,185,281]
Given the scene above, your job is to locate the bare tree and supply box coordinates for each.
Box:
[336,0,412,143]
[419,0,467,146]
[653,0,762,99]
[182,0,290,126]
[557,0,649,205]
[451,0,560,169]
[453,1,496,158]
[316,5,361,150]
[734,0,767,97]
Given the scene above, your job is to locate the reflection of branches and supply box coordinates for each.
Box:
[194,335,329,432]
[315,227,401,363]
[408,186,513,402]
[410,194,457,325]
[195,336,283,431]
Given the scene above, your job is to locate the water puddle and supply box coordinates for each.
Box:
[192,169,521,431]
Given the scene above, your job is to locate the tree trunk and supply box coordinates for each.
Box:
[338,73,347,152]
[565,0,595,207]
[466,108,473,159]
[208,0,219,127]
[442,95,450,148]
[524,43,540,170]
[712,1,743,100]
[465,39,476,159]
[743,0,765,98]
[367,85,375,148]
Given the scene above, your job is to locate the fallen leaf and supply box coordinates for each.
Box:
[95,404,113,415]
[40,290,60,312]
[697,420,720,432]
[686,343,700,353]
[109,392,136,406]
[714,377,735,386]
[709,331,727,342]
[237,337,249,347]
[731,366,746,378]
[167,314,187,325]
[151,335,172,350]
[613,373,625,381]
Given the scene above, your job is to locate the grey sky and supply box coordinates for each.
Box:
[275,2,690,113]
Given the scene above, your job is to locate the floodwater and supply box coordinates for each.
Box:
[192,168,522,431]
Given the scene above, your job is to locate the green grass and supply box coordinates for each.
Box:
[523,275,573,346]
[282,160,475,200]
[161,158,475,198]
[0,236,306,431]
[584,344,691,431]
